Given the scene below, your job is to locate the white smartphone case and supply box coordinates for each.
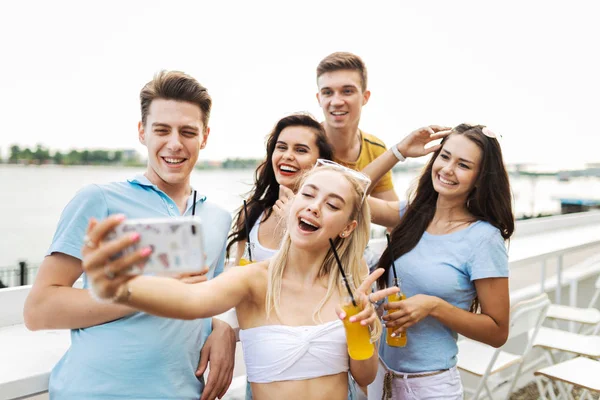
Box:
[108,216,206,274]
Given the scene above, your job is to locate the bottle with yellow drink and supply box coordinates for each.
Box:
[386,277,407,347]
[341,276,375,360]
[239,242,255,266]
[385,233,407,347]
[329,238,374,360]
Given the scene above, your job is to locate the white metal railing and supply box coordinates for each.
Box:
[1,211,599,400]
[506,212,600,305]
[370,211,600,305]
[0,284,238,400]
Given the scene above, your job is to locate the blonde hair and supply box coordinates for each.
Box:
[265,165,382,340]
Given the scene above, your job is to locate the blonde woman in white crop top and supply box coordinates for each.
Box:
[84,164,400,400]
[227,114,357,400]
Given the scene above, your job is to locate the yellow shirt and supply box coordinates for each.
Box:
[333,131,394,194]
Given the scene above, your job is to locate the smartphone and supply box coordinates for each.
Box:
[108,216,205,275]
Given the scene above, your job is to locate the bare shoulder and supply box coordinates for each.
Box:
[246,260,269,280]
[224,260,269,288]
[236,260,269,306]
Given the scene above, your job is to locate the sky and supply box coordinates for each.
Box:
[0,0,598,168]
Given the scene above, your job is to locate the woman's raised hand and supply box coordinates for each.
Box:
[396,125,452,159]
[273,185,294,227]
[81,215,152,302]
[337,268,399,328]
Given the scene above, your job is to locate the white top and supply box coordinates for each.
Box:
[239,320,349,383]
[248,211,279,261]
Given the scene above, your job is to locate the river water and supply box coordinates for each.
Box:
[1,164,598,267]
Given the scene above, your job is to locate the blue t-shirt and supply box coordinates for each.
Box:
[48,175,231,400]
[379,220,509,373]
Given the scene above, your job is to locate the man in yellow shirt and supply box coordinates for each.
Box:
[316,52,398,201]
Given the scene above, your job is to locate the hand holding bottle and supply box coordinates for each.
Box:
[336,268,399,360]
[383,294,439,337]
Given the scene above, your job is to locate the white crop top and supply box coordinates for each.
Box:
[239,320,349,383]
[248,211,279,261]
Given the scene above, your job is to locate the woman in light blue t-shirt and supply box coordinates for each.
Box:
[363,124,514,400]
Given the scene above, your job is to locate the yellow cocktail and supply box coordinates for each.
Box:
[239,242,255,266]
[386,291,407,347]
[342,303,374,360]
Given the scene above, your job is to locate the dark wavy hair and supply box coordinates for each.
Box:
[226,113,334,258]
[376,124,514,310]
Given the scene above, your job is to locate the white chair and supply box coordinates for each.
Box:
[457,293,551,400]
[534,357,600,400]
[533,326,600,362]
[530,322,600,399]
[545,274,600,334]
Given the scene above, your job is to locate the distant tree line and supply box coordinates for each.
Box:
[221,158,261,169]
[4,144,141,166]
[1,145,262,169]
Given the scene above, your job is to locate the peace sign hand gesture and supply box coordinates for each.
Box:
[336,268,399,329]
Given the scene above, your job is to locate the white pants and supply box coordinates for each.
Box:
[368,360,463,400]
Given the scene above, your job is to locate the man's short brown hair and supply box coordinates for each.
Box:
[316,52,368,92]
[140,70,212,130]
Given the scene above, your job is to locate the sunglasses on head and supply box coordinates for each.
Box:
[457,124,502,141]
[313,159,371,204]
[482,127,501,140]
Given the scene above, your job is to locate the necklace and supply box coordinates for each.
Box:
[430,218,473,235]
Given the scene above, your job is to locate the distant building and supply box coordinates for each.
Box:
[559,198,600,214]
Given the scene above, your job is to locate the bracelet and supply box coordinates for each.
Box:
[113,284,133,303]
[390,145,406,162]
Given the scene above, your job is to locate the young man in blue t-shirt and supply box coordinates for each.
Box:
[24,70,236,400]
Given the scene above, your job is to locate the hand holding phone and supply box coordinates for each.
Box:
[108,216,206,275]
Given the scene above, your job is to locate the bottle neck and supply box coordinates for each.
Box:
[341,275,357,305]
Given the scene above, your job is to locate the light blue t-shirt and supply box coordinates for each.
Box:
[48,175,231,400]
[379,220,509,373]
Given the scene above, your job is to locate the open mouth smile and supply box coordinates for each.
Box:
[330,111,348,118]
[298,217,320,232]
[161,157,187,166]
[278,164,299,176]
[437,174,458,186]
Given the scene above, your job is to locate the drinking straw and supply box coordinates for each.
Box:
[192,190,197,216]
[386,233,398,284]
[243,200,253,262]
[191,191,197,234]
[329,238,357,306]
